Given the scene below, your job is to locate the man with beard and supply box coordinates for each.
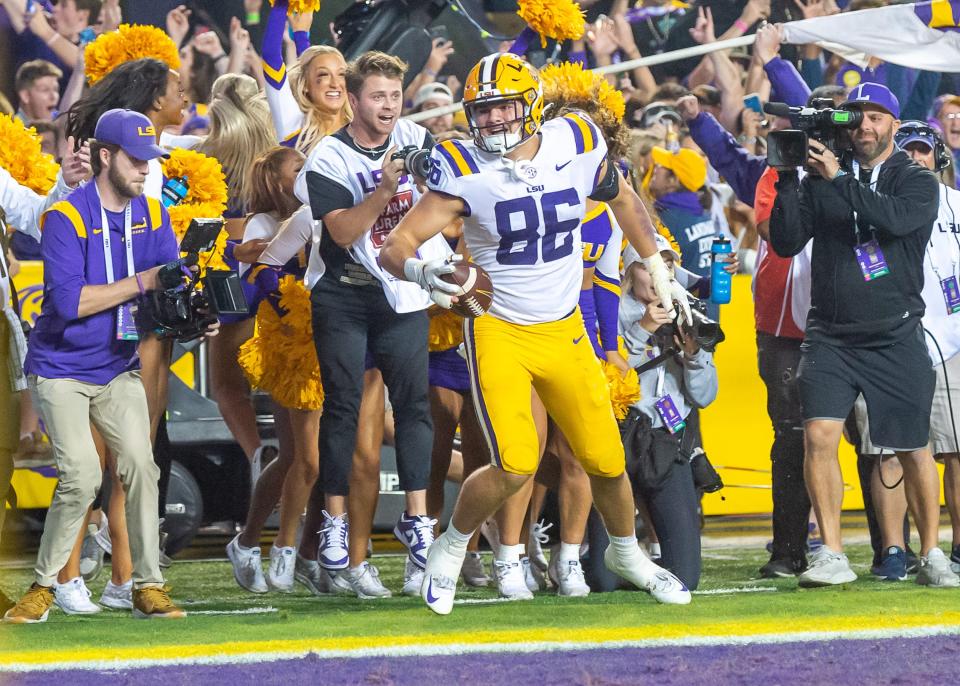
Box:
[770,83,958,588]
[3,109,201,623]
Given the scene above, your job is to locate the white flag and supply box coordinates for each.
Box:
[781,0,960,72]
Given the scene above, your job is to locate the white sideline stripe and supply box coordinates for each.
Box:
[692,587,778,595]
[188,607,279,616]
[5,624,960,673]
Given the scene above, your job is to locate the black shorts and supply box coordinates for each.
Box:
[797,327,935,452]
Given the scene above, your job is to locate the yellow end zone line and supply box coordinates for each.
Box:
[4,612,960,667]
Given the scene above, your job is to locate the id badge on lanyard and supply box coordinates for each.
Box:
[653,364,686,434]
[99,193,139,341]
[851,161,889,282]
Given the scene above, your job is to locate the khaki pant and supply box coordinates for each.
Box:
[30,371,163,588]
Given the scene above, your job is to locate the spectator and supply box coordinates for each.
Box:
[14,59,62,124]
[411,82,455,136]
[3,109,198,623]
[2,0,101,84]
[934,95,960,171]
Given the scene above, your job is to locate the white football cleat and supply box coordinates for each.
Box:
[420,532,464,615]
[604,544,690,605]
[493,560,534,600]
[553,559,591,598]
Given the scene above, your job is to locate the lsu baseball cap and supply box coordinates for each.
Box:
[896,120,939,150]
[841,82,900,119]
[93,109,169,161]
[651,146,707,192]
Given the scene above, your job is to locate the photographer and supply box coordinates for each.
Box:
[3,110,196,623]
[297,52,451,597]
[617,237,719,591]
[769,83,958,587]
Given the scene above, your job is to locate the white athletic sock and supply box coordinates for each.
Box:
[498,544,524,563]
[608,532,641,559]
[444,522,473,554]
[558,542,581,562]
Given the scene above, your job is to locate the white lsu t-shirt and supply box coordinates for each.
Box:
[427,112,608,325]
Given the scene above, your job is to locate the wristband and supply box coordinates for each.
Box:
[832,168,848,181]
[423,68,438,77]
[136,273,145,295]
[246,11,261,25]
[45,31,61,47]
[734,18,749,32]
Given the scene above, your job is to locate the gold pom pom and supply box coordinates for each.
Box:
[0,115,59,195]
[238,276,324,411]
[541,62,625,123]
[161,149,229,243]
[84,24,181,86]
[517,0,585,47]
[428,307,464,352]
[603,338,641,420]
[270,0,321,14]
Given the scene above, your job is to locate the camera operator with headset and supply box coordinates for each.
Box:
[3,109,219,623]
[770,83,959,588]
[616,236,720,591]
[297,52,452,598]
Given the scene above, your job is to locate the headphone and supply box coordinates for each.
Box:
[895,120,952,172]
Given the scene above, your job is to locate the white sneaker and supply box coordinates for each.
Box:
[79,523,104,582]
[343,562,392,599]
[267,545,296,592]
[553,559,590,597]
[461,552,490,587]
[100,579,133,610]
[318,511,349,570]
[798,546,857,588]
[226,534,268,593]
[603,544,691,604]
[492,560,534,600]
[327,570,355,596]
[53,577,101,615]
[420,532,465,615]
[294,555,330,596]
[916,548,960,588]
[529,520,552,574]
[521,557,544,592]
[402,558,425,597]
[94,514,112,555]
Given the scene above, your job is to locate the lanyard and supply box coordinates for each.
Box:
[851,160,883,244]
[655,355,666,398]
[96,185,134,284]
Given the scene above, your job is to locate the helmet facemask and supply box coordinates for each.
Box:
[465,92,540,154]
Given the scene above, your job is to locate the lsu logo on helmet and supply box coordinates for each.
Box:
[462,53,545,154]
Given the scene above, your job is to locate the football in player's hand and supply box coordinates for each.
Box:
[440,261,493,319]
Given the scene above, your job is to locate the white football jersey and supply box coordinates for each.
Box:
[427,112,608,324]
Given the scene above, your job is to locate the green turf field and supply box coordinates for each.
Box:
[2,540,959,663]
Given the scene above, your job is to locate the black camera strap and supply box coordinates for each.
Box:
[634,346,679,375]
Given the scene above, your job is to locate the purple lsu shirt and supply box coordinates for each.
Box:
[24,181,178,385]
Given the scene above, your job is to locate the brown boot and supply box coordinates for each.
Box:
[3,583,54,624]
[132,586,186,619]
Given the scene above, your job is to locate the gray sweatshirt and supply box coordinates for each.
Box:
[618,292,719,428]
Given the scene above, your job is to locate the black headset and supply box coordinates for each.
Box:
[895,120,952,172]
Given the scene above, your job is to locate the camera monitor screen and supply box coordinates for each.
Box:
[180,218,225,255]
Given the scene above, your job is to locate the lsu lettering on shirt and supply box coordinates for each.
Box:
[428,112,608,325]
[296,118,450,313]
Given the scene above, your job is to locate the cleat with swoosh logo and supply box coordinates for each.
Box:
[420,532,465,615]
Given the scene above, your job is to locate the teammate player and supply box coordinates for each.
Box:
[380,53,691,614]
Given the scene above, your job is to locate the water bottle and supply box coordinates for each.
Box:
[161,176,189,208]
[710,235,732,305]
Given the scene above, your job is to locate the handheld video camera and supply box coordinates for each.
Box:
[138,218,248,342]
[391,144,433,179]
[764,99,863,172]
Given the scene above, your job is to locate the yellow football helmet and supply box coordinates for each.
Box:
[462,53,544,154]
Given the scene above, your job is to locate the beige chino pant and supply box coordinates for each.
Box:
[29,370,163,588]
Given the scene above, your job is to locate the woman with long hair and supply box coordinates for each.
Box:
[196,73,279,478]
[261,0,350,153]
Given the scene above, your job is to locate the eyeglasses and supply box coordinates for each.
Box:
[942,113,960,120]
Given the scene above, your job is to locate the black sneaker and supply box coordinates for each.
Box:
[759,557,804,578]
[871,546,907,581]
[905,546,920,575]
[950,544,960,574]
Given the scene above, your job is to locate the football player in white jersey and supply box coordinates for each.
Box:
[381,53,691,614]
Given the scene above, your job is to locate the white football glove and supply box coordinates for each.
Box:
[403,254,463,309]
[642,252,693,327]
